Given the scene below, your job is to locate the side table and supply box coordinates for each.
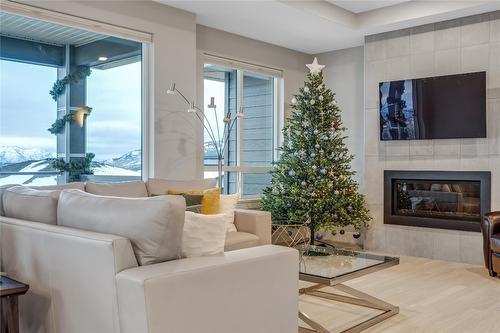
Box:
[0,276,29,333]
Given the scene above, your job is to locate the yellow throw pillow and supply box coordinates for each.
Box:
[167,188,221,215]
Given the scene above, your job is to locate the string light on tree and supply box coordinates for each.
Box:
[261,57,371,244]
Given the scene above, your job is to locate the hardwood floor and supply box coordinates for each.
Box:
[299,256,500,333]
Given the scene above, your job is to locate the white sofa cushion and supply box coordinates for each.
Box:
[224,232,260,252]
[182,211,227,258]
[146,178,216,196]
[85,181,148,197]
[57,189,186,265]
[34,182,86,191]
[0,184,16,216]
[2,186,59,224]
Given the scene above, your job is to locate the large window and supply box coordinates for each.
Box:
[0,12,145,185]
[203,61,280,197]
[86,61,142,178]
[0,60,58,186]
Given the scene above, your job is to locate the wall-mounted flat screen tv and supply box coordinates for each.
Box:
[379,72,486,141]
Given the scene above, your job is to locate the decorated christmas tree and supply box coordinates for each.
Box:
[261,58,371,244]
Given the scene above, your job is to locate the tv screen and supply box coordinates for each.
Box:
[379,72,486,141]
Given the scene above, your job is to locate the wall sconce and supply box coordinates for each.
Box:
[73,106,92,127]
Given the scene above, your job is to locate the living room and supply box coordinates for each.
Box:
[0,1,499,332]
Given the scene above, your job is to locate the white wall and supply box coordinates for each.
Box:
[363,12,500,264]
[315,47,365,188]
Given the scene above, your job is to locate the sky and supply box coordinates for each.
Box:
[0,59,141,162]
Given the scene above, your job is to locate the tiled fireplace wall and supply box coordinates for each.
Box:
[363,12,500,264]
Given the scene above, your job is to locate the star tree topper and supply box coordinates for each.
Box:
[306,57,325,75]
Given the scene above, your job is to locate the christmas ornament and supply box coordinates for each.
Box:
[306,57,325,75]
[347,205,353,212]
[310,153,316,158]
[339,229,345,235]
[288,170,296,176]
[332,213,338,220]
[304,86,310,93]
[291,97,297,104]
[315,144,320,149]
[310,99,316,105]
[353,232,361,239]
[320,168,327,175]
[318,95,324,101]
[312,165,317,170]
[334,190,340,195]
[315,232,323,240]
[331,230,337,236]
[287,229,293,236]
[313,129,319,135]
[324,204,332,211]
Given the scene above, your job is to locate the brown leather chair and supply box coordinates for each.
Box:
[481,212,500,277]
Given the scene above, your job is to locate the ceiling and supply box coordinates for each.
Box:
[157,0,500,54]
[326,0,411,13]
[0,12,106,47]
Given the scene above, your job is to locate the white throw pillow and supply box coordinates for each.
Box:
[219,193,240,233]
[182,211,227,258]
[58,189,186,265]
[2,186,60,224]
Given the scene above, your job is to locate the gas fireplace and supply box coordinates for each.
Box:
[384,171,491,232]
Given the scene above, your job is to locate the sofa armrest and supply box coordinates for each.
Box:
[234,209,271,245]
[116,245,299,333]
[482,212,500,270]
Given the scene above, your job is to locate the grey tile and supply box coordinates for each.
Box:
[432,231,460,262]
[365,60,387,109]
[435,20,461,50]
[459,233,483,265]
[386,30,410,58]
[461,44,489,72]
[435,49,461,75]
[408,229,434,259]
[491,14,500,42]
[386,56,411,80]
[461,14,491,47]
[409,140,434,156]
[434,139,461,157]
[488,99,500,155]
[410,25,435,54]
[460,139,489,158]
[365,38,387,62]
[411,52,435,78]
[386,141,410,157]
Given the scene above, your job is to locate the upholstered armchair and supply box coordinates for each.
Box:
[481,212,500,277]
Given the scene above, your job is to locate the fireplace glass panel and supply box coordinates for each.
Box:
[393,180,481,222]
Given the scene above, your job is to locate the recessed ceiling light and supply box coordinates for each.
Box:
[98,56,108,61]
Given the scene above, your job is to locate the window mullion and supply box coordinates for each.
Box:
[236,70,244,194]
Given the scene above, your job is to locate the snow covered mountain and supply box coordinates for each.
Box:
[0,146,55,166]
[104,149,141,171]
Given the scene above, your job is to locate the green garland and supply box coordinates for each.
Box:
[48,114,73,134]
[51,153,95,182]
[49,66,91,101]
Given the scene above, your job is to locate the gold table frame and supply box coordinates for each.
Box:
[298,246,399,333]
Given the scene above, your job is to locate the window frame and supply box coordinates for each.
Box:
[203,55,284,197]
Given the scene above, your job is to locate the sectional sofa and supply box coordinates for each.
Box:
[0,179,299,333]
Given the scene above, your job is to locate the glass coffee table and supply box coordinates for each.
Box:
[297,244,399,333]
